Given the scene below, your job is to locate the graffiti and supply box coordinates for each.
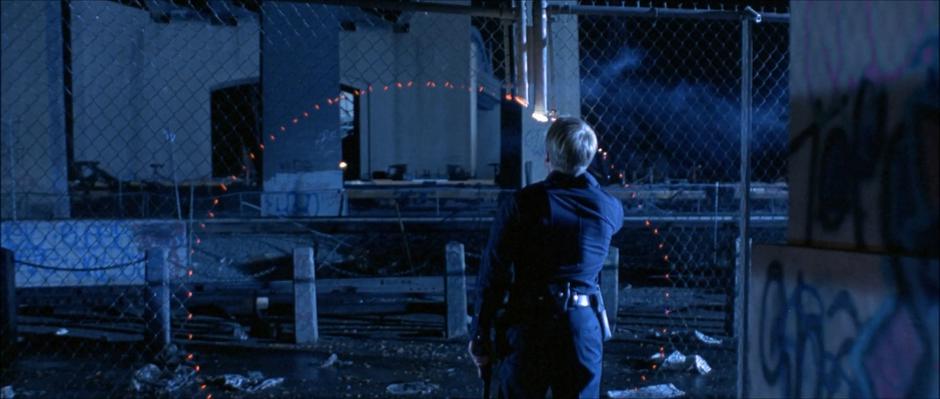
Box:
[757,261,864,398]
[753,251,939,398]
[0,220,185,287]
[790,34,939,254]
[261,191,344,217]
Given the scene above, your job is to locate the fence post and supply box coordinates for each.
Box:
[1,248,17,366]
[144,247,170,355]
[445,242,468,339]
[293,247,318,344]
[601,247,619,336]
[737,15,755,399]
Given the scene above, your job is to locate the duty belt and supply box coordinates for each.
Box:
[525,281,600,311]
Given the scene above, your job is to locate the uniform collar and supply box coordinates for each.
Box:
[546,171,599,187]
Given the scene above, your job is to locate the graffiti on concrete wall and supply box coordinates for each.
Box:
[0,220,186,287]
[262,170,344,216]
[261,190,344,217]
[787,1,939,255]
[749,245,939,398]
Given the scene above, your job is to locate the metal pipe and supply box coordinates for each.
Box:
[530,0,549,121]
[546,4,789,23]
[736,16,753,399]
[295,0,516,19]
[513,0,529,106]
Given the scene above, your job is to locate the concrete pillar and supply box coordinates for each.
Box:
[445,242,468,339]
[601,246,619,335]
[144,247,170,354]
[293,247,318,344]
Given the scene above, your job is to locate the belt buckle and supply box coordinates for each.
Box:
[571,293,590,307]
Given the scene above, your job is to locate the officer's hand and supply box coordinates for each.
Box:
[468,340,489,368]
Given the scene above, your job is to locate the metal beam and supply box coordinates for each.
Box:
[292,0,516,19]
[546,4,789,23]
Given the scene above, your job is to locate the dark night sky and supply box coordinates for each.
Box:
[575,2,790,183]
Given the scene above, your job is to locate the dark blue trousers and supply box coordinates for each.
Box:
[495,305,603,398]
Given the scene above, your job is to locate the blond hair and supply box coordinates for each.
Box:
[545,117,598,175]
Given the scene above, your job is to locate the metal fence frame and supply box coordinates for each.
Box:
[1,1,789,397]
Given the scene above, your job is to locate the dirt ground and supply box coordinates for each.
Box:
[2,288,735,398]
[193,332,733,398]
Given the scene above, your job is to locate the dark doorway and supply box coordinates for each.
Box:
[340,84,361,181]
[211,82,262,185]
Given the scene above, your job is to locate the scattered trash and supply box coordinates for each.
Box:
[650,350,712,375]
[386,381,440,395]
[320,353,339,368]
[1,385,14,399]
[165,365,197,392]
[232,324,249,341]
[207,371,284,393]
[131,364,162,393]
[131,363,197,394]
[694,330,722,345]
[55,328,68,336]
[318,353,353,368]
[608,383,685,398]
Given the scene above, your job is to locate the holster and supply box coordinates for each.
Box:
[595,292,613,342]
[547,282,613,342]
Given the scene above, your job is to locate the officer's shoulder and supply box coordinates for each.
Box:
[518,181,550,197]
[594,185,624,210]
[511,182,549,206]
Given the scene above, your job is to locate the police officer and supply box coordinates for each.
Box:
[469,117,624,398]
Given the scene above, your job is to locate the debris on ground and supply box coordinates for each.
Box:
[1,385,14,399]
[693,330,722,345]
[131,364,161,392]
[131,363,197,394]
[641,328,724,346]
[608,383,686,398]
[319,353,353,368]
[650,350,712,375]
[386,381,440,395]
[206,371,284,393]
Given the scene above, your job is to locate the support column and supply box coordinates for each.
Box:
[293,247,319,344]
[445,242,468,339]
[601,246,619,335]
[145,247,170,355]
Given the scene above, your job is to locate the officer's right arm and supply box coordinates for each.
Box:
[470,193,521,351]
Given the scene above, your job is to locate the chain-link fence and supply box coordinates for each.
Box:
[552,3,789,397]
[1,0,788,396]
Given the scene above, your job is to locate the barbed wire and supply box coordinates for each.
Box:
[14,258,146,272]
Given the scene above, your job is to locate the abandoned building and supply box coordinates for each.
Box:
[1,0,937,397]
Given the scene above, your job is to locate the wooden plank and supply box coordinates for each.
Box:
[292,247,318,344]
[444,242,468,339]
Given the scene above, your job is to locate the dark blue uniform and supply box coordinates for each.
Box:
[472,171,624,398]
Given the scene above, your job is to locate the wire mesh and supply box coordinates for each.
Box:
[554,4,790,397]
[1,0,788,396]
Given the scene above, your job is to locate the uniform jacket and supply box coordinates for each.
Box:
[471,171,624,342]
